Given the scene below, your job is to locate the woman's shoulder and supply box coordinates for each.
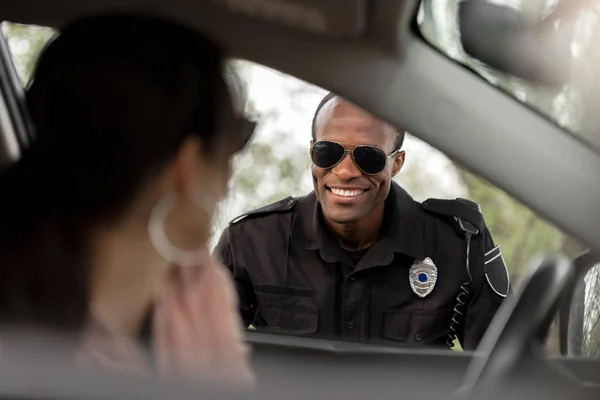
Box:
[152,257,255,385]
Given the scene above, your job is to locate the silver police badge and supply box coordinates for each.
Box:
[409,257,438,298]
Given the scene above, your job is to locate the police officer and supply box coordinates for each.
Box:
[215,93,511,350]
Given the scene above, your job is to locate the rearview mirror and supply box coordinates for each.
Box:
[458,0,574,88]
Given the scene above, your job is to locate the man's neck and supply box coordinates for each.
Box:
[324,204,385,251]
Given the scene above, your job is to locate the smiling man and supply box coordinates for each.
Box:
[215,93,511,350]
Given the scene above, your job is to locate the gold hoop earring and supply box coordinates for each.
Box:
[148,194,215,268]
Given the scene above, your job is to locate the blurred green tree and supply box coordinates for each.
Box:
[458,168,586,287]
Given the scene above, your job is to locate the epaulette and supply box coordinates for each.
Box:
[230,196,297,225]
[421,197,484,233]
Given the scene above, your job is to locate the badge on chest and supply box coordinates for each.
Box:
[409,257,438,298]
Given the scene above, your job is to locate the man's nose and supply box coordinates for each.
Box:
[331,153,362,180]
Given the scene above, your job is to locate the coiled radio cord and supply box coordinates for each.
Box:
[446,232,473,349]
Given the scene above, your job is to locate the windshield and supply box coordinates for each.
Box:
[418,0,600,153]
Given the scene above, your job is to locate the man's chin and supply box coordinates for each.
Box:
[321,208,363,225]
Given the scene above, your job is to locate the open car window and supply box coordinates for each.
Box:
[1,20,588,356]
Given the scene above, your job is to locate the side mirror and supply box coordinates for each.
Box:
[559,250,600,356]
[458,0,573,88]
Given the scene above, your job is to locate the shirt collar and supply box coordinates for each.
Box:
[380,182,427,259]
[293,182,427,262]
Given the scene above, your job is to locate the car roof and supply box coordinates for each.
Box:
[1,0,599,252]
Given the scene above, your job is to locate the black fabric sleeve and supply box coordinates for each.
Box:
[461,226,513,350]
[214,226,257,328]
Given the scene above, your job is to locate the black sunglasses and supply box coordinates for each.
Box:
[311,140,401,175]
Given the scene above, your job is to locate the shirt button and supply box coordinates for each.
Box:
[415,334,423,341]
[348,322,355,329]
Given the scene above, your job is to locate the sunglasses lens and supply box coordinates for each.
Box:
[353,146,387,174]
[311,141,345,169]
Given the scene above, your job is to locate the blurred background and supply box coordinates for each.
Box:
[3,0,596,354]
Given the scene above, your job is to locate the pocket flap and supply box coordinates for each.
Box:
[255,292,318,335]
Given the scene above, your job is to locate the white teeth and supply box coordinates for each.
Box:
[330,188,363,197]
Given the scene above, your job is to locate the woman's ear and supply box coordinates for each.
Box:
[158,136,214,252]
[171,136,203,203]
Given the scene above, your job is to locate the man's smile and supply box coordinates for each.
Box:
[325,185,369,201]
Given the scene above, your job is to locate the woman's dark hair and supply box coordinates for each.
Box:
[0,14,245,332]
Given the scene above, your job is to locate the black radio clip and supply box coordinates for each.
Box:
[421,196,483,349]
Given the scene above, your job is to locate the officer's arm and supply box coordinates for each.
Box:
[460,227,512,350]
[214,226,257,328]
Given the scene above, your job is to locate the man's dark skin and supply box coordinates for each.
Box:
[215,94,510,350]
[310,97,404,250]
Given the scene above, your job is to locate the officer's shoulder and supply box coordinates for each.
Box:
[420,197,485,233]
[229,196,299,225]
[421,197,509,297]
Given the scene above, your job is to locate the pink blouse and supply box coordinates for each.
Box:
[77,255,254,386]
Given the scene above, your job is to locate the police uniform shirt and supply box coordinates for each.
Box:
[215,182,510,350]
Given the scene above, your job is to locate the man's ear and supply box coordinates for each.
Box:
[391,151,405,177]
[309,140,313,157]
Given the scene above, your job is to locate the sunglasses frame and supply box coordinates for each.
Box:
[311,140,402,176]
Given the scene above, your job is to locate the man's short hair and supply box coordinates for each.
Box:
[310,93,406,151]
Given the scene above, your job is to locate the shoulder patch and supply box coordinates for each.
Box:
[421,197,484,233]
[484,245,510,297]
[230,196,296,225]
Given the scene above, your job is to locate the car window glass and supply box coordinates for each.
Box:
[417,0,600,154]
[568,262,600,357]
[582,263,600,355]
[1,20,586,356]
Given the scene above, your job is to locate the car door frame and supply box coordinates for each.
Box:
[0,22,34,169]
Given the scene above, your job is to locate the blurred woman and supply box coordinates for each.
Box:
[0,14,255,384]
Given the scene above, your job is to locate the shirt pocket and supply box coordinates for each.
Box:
[254,286,318,335]
[382,309,453,346]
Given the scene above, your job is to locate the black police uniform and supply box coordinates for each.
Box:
[215,182,511,350]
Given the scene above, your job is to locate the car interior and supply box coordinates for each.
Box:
[1,0,600,399]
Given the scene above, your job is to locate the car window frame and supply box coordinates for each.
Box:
[0,23,33,168]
